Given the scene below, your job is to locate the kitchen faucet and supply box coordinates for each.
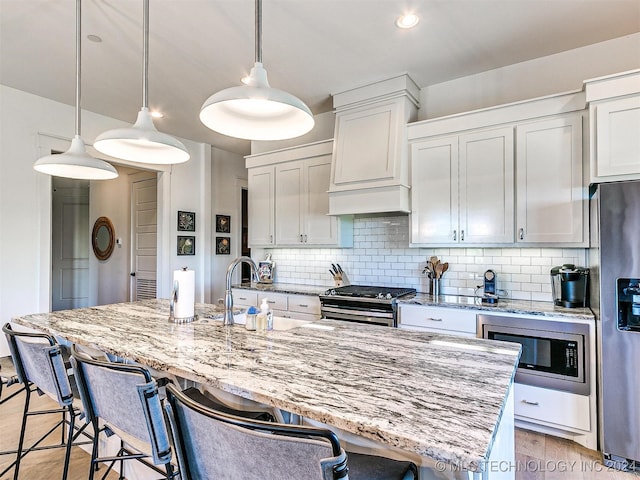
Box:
[223,256,259,326]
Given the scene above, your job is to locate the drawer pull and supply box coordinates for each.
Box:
[521,399,540,406]
[298,304,309,308]
[267,300,276,304]
[238,297,247,301]
[426,317,443,322]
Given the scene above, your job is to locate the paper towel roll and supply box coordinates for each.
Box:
[173,268,195,320]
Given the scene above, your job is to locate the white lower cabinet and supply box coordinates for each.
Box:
[397,304,477,337]
[514,383,590,432]
[232,289,321,322]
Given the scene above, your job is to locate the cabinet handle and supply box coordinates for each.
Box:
[304,234,307,243]
[426,317,443,322]
[453,230,457,241]
[267,300,276,304]
[300,234,303,242]
[519,228,524,240]
[270,234,273,243]
[238,297,247,301]
[461,230,465,241]
[521,399,539,406]
[298,304,309,308]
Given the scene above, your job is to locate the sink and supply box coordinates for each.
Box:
[232,313,312,331]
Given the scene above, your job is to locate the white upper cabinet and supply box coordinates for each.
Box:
[585,70,640,183]
[408,90,587,247]
[247,165,275,246]
[411,127,515,246]
[328,74,419,215]
[246,140,353,248]
[515,113,585,245]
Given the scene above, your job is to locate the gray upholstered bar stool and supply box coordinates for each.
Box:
[70,344,177,480]
[164,384,418,480]
[1,323,91,480]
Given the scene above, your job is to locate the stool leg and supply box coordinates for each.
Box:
[88,419,100,480]
[61,406,75,480]
[12,387,31,480]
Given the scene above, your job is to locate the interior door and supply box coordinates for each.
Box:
[131,177,157,301]
[51,179,89,311]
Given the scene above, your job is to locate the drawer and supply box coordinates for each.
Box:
[287,294,321,316]
[232,289,258,307]
[262,293,288,311]
[514,383,591,432]
[398,304,477,335]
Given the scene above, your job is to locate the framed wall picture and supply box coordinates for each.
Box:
[216,236,230,255]
[177,211,196,232]
[215,214,230,233]
[177,236,195,255]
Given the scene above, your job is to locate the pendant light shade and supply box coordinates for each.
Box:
[200,0,314,141]
[33,0,118,180]
[94,0,189,164]
[34,136,118,180]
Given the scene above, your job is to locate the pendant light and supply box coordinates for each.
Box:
[94,0,189,164]
[33,0,118,180]
[199,0,314,141]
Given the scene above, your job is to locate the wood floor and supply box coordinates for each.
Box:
[1,357,638,480]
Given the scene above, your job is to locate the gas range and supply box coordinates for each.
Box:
[321,285,416,301]
[319,285,416,327]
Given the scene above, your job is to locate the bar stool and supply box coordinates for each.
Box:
[1,323,91,480]
[70,343,177,480]
[164,383,418,480]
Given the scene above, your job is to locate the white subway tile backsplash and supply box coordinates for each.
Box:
[259,215,586,303]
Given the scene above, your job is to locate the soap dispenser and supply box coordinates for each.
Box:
[257,298,273,332]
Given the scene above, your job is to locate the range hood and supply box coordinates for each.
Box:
[328,74,420,216]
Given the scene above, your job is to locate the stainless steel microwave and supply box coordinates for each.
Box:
[477,314,590,395]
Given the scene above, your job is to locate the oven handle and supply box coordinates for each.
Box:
[321,306,394,319]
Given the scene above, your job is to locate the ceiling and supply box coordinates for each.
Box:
[1,0,639,155]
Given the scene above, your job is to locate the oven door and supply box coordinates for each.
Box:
[478,314,590,395]
[320,303,395,327]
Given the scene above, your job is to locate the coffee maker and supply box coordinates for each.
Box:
[550,264,589,308]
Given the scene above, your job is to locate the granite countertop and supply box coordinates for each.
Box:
[402,293,594,320]
[12,299,520,472]
[232,282,329,296]
[231,282,594,319]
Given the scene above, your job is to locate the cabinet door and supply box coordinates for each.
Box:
[275,162,304,245]
[332,101,399,186]
[248,166,275,246]
[459,127,514,244]
[410,137,459,244]
[516,114,584,244]
[594,96,640,178]
[303,156,338,245]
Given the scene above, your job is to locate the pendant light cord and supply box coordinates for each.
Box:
[143,0,149,109]
[255,0,262,63]
[75,0,82,137]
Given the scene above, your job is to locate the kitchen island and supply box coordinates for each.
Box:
[12,299,521,479]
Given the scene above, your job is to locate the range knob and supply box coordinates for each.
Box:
[386,293,392,300]
[330,289,336,296]
[376,293,384,299]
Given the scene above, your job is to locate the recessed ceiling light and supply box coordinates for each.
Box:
[150,111,164,119]
[396,13,419,29]
[87,34,102,43]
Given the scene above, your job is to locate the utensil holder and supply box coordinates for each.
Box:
[431,278,440,297]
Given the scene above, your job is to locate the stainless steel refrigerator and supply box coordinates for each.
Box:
[591,180,640,471]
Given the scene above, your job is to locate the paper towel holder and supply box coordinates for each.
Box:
[169,266,197,324]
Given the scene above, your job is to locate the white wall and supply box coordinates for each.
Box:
[209,146,248,303]
[420,33,640,120]
[0,85,211,356]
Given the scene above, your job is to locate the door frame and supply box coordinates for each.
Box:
[36,132,171,311]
